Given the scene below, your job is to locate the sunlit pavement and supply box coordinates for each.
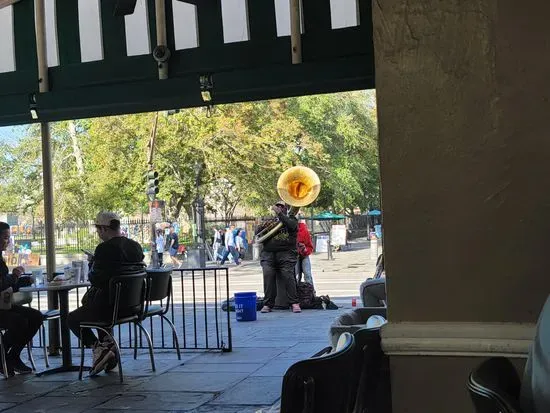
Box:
[0,238,378,412]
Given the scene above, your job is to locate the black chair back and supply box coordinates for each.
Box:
[144,269,173,317]
[109,271,147,322]
[467,357,522,413]
[146,269,172,302]
[280,332,356,413]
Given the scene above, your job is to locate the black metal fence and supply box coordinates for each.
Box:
[9,218,194,255]
[27,267,232,354]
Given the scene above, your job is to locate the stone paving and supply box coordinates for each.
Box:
[0,239,379,412]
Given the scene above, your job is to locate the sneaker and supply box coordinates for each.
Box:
[89,342,115,377]
[104,354,118,372]
[101,337,118,372]
[260,306,272,313]
[7,356,31,374]
[291,304,302,313]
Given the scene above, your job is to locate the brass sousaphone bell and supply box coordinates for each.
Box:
[255,166,321,244]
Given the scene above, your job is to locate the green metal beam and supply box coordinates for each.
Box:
[100,0,128,59]
[0,0,375,126]
[56,0,82,65]
[0,55,374,126]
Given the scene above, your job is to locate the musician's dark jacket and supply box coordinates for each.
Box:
[258,212,298,253]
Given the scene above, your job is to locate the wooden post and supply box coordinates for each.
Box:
[35,0,60,354]
[290,0,302,64]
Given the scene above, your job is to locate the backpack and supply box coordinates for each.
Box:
[222,296,265,312]
[296,282,316,309]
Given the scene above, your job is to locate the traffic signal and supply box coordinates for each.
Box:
[146,170,159,200]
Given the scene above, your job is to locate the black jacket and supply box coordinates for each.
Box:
[260,212,298,253]
[0,259,18,292]
[83,237,145,309]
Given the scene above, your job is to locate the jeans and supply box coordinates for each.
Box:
[296,255,314,287]
[261,250,298,307]
[220,246,240,265]
[68,306,112,347]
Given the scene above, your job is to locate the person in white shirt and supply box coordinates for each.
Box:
[235,229,245,259]
[155,229,165,266]
[220,225,240,265]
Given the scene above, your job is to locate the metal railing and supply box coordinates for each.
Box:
[9,218,194,255]
[27,267,232,353]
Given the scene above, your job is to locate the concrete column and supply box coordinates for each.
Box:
[373,0,550,411]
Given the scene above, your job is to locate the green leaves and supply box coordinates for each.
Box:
[0,91,379,221]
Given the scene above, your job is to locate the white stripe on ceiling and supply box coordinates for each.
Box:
[221,0,249,43]
[274,0,304,37]
[173,1,199,50]
[45,0,59,67]
[78,0,103,63]
[0,6,15,73]
[330,0,359,29]
[125,0,151,56]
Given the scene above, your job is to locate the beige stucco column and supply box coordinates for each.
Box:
[373,0,550,411]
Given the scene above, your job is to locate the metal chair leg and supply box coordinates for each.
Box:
[111,335,124,383]
[78,328,85,380]
[41,324,49,368]
[136,323,156,372]
[26,343,36,371]
[0,334,8,380]
[133,323,138,360]
[161,315,181,360]
[95,327,124,383]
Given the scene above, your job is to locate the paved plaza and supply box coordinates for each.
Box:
[0,239,378,412]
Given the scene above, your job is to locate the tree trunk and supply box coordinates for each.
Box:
[172,195,185,220]
[68,121,85,177]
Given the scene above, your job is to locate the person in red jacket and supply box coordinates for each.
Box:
[296,218,314,288]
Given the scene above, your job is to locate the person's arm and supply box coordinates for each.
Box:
[304,229,314,255]
[169,234,175,249]
[277,212,298,232]
[87,243,111,290]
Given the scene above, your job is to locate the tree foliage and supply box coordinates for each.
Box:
[0,91,379,221]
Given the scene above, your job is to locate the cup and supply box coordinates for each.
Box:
[31,269,43,286]
[73,267,81,283]
[63,266,72,279]
[81,261,89,282]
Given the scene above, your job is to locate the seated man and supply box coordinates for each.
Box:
[68,212,145,376]
[0,222,42,375]
[360,254,386,307]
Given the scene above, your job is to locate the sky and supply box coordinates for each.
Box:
[0,125,27,144]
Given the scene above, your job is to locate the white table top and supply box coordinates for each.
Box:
[20,281,90,292]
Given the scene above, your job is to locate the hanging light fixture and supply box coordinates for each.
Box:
[199,74,213,102]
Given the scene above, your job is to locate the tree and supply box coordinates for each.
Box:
[0,91,380,221]
[287,91,379,213]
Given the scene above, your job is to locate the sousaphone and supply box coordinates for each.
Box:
[255,166,321,243]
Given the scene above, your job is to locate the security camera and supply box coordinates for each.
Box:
[153,45,171,64]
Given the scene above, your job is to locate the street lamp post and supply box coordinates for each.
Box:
[194,162,207,268]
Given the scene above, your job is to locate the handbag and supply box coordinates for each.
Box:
[0,287,13,310]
